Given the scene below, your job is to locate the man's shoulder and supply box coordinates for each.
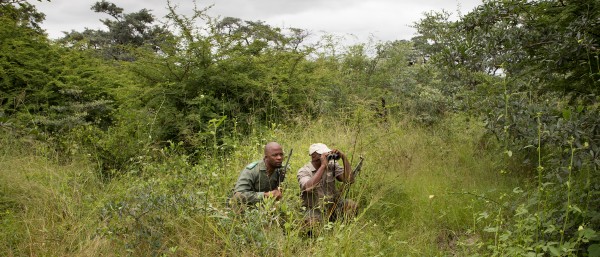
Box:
[244,160,266,172]
[297,162,315,174]
[245,161,260,170]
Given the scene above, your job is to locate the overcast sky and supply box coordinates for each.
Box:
[33,0,483,43]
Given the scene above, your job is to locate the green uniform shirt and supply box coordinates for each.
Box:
[233,160,283,205]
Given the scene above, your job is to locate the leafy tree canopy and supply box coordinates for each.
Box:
[60,0,172,60]
[414,0,600,99]
[0,0,49,32]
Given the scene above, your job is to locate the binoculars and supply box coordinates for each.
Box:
[327,152,341,160]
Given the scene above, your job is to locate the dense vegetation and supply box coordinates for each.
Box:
[1,0,598,256]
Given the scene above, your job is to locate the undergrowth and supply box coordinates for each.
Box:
[1,114,522,256]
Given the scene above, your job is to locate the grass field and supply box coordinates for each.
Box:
[0,114,521,256]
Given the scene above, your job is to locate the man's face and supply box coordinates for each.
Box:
[310,152,323,163]
[265,145,284,168]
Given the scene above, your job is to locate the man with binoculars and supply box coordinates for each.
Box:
[297,143,357,234]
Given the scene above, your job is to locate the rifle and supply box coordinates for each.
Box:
[342,156,364,197]
[351,156,365,181]
[278,148,293,188]
[327,156,364,220]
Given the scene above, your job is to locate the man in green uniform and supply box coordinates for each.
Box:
[230,142,286,207]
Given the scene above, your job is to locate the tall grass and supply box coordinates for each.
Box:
[0,137,103,256]
[0,113,520,256]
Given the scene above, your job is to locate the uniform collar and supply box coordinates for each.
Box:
[258,160,267,171]
[260,160,280,176]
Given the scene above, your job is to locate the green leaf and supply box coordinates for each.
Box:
[562,109,571,120]
[515,205,528,216]
[544,225,556,234]
[484,226,498,233]
[548,246,561,256]
[589,244,600,257]
[580,228,598,240]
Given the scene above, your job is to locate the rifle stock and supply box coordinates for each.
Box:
[351,156,365,181]
[337,155,364,208]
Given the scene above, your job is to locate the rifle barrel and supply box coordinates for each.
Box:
[279,148,293,186]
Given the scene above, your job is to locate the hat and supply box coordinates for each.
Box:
[309,143,331,155]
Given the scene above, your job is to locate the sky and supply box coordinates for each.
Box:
[33,0,483,43]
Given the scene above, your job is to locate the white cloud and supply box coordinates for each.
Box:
[33,0,482,42]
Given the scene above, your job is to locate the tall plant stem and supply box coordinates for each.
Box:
[503,78,510,154]
[495,206,503,254]
[535,112,544,254]
[560,138,575,245]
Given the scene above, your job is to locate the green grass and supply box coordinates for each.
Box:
[0,153,102,256]
[0,114,521,256]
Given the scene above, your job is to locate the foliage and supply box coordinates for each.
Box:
[0,0,48,32]
[60,0,172,61]
[467,164,599,256]
[413,0,600,255]
[2,0,599,255]
[99,154,209,254]
[413,0,600,98]
[0,11,54,122]
[1,114,520,256]
[120,3,331,152]
[475,89,600,255]
[0,140,101,256]
[0,4,120,139]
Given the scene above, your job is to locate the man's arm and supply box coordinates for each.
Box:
[335,150,353,183]
[234,169,281,204]
[299,154,328,192]
[233,169,264,205]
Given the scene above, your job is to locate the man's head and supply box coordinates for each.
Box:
[264,142,284,170]
[309,143,331,162]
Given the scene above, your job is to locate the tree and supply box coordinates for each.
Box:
[130,8,324,148]
[60,0,172,60]
[0,7,54,122]
[414,0,600,98]
[415,2,600,255]
[0,0,48,32]
[0,0,130,135]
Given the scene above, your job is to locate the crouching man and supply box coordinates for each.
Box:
[297,143,357,234]
[230,142,285,210]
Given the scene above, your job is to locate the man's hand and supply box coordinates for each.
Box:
[332,149,346,159]
[265,188,282,200]
[332,149,352,183]
[320,152,329,166]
